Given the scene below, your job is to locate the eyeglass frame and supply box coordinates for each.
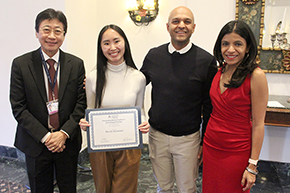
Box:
[39,26,65,36]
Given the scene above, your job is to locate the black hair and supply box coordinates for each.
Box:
[35,8,67,35]
[95,24,137,108]
[213,20,258,88]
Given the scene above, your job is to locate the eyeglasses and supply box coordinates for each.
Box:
[40,27,65,36]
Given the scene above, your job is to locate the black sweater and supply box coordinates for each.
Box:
[141,43,217,143]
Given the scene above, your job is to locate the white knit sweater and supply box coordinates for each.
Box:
[86,61,147,121]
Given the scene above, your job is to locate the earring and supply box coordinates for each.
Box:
[222,60,227,67]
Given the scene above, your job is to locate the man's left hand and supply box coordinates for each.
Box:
[45,131,67,153]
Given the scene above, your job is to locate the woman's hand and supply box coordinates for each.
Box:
[79,118,90,131]
[83,78,86,89]
[241,166,256,191]
[138,122,150,134]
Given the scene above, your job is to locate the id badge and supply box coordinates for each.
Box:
[47,100,59,115]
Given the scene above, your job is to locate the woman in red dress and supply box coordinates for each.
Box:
[202,20,268,192]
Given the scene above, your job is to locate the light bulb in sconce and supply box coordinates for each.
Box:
[143,0,155,10]
[127,0,159,26]
[127,0,138,11]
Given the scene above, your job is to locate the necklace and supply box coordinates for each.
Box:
[221,72,232,82]
[222,66,236,82]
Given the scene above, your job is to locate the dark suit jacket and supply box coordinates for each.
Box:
[10,48,87,157]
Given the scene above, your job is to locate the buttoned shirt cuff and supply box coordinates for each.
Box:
[60,130,70,138]
[41,132,51,143]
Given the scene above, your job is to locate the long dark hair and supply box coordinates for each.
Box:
[213,20,258,88]
[95,24,137,108]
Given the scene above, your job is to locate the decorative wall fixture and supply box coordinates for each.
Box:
[236,0,290,73]
[127,0,159,26]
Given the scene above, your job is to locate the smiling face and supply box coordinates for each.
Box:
[36,19,65,57]
[166,6,196,50]
[101,29,125,65]
[221,32,250,66]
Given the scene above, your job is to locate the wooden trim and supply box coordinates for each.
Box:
[265,108,290,127]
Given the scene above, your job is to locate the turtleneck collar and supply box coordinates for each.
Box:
[107,61,126,72]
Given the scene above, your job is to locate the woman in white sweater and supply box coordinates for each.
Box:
[79,24,149,193]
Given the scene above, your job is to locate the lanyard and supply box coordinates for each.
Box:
[39,49,60,98]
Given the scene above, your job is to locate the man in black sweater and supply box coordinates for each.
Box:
[141,6,217,193]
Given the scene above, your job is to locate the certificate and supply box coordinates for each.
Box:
[85,107,143,152]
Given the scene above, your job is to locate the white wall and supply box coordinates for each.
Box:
[1,0,290,162]
[261,125,290,163]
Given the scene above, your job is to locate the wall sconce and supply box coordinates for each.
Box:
[127,0,159,26]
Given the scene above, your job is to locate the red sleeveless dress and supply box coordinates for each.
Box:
[203,69,252,193]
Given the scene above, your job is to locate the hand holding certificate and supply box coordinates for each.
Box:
[85,107,143,152]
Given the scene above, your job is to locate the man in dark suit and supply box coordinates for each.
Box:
[9,8,86,193]
[140,6,217,193]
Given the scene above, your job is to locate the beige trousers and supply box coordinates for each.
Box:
[149,127,200,193]
[89,149,141,193]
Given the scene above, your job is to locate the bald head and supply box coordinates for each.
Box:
[166,6,196,50]
[168,6,194,24]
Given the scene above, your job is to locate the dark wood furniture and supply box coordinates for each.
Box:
[265,95,290,127]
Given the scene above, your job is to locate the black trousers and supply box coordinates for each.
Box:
[25,147,78,193]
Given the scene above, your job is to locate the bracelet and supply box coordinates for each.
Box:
[246,167,258,175]
[248,158,258,166]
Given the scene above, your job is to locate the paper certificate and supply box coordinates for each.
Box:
[85,107,143,152]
